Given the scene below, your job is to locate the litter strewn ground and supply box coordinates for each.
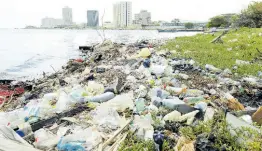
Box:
[0,39,262,151]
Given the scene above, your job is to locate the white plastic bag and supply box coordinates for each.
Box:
[91,106,121,133]
[86,81,104,96]
[56,92,72,113]
[101,92,134,112]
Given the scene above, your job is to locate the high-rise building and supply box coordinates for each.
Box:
[87,10,99,27]
[41,17,64,28]
[134,10,151,25]
[62,6,73,26]
[113,1,132,27]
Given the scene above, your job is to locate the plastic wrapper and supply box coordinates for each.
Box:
[86,81,104,96]
[101,92,134,112]
[57,127,102,151]
[163,110,182,122]
[91,106,121,133]
[34,129,60,150]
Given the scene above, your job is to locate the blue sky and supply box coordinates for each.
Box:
[0,0,257,28]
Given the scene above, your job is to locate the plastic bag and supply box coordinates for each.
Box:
[134,85,147,98]
[57,127,102,151]
[0,109,26,127]
[69,85,87,103]
[163,110,182,122]
[91,106,121,133]
[139,48,151,58]
[56,92,72,113]
[131,115,154,140]
[101,92,134,112]
[34,128,60,150]
[150,65,166,77]
[86,81,104,96]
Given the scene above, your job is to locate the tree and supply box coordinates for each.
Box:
[235,1,262,28]
[184,22,194,29]
[171,18,180,25]
[207,15,229,28]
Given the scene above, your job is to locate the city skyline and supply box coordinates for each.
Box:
[0,0,255,28]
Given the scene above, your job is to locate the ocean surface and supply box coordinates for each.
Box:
[0,29,198,80]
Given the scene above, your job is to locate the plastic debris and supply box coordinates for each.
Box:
[139,48,151,58]
[163,110,182,122]
[174,136,195,151]
[252,107,262,125]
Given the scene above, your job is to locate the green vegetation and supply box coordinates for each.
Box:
[118,132,155,151]
[184,22,194,29]
[162,28,262,76]
[118,131,175,151]
[207,1,262,28]
[236,1,262,28]
[207,15,232,28]
[179,111,262,151]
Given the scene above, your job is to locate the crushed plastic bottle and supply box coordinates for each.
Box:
[165,86,186,95]
[184,89,204,97]
[135,98,146,112]
[194,102,208,112]
[183,96,205,104]
[153,98,185,109]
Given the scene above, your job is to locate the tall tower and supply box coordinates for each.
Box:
[87,10,99,27]
[62,6,73,26]
[113,1,132,28]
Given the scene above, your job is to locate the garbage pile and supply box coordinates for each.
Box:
[0,39,262,151]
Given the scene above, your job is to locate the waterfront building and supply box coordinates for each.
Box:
[62,6,73,26]
[87,10,99,27]
[133,10,151,25]
[113,1,132,27]
[41,17,64,28]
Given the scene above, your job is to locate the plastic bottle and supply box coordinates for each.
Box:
[169,78,181,87]
[165,86,186,95]
[184,89,204,97]
[194,102,208,112]
[135,98,146,112]
[153,98,185,109]
[143,59,151,68]
[183,96,205,104]
[87,92,115,103]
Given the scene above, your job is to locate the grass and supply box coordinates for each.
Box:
[179,111,262,151]
[161,28,262,76]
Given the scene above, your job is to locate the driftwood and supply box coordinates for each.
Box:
[100,118,133,151]
[251,48,262,63]
[211,30,228,44]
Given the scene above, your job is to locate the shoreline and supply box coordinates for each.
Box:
[0,36,262,150]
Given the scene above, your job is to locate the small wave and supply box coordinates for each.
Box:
[5,54,53,73]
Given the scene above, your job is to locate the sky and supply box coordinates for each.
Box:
[0,0,258,28]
